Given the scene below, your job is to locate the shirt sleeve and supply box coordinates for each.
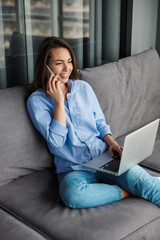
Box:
[87,83,112,139]
[27,95,68,149]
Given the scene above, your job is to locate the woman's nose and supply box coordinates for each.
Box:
[63,63,68,71]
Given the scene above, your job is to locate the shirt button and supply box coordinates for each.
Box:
[88,144,91,147]
[74,123,77,126]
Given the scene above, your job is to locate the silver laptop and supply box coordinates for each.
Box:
[83,119,159,176]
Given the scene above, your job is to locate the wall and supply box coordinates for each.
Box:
[131,0,158,55]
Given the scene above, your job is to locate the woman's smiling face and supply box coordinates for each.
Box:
[48,47,73,84]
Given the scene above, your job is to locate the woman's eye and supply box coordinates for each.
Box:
[55,63,62,65]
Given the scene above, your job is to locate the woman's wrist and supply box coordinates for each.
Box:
[54,101,66,127]
[55,100,64,106]
[103,134,118,147]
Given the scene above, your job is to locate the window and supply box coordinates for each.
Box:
[1,0,159,89]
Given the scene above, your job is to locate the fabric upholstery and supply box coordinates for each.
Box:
[0,209,47,240]
[80,48,160,139]
[0,86,52,187]
[140,126,160,172]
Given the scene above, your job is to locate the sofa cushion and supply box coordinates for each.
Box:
[80,48,160,139]
[0,86,52,187]
[0,209,47,240]
[0,169,160,240]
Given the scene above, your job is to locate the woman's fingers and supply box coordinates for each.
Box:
[47,73,54,93]
[109,145,123,158]
[51,74,58,90]
[47,74,59,93]
[116,145,123,157]
[110,150,114,158]
[116,145,123,156]
[46,74,64,103]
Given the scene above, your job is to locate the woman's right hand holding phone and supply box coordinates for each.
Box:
[47,73,64,104]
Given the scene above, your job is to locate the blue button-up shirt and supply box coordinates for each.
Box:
[27,80,112,174]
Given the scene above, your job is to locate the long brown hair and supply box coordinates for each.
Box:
[28,36,79,94]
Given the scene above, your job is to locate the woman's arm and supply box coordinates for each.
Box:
[54,101,66,127]
[27,75,68,149]
[86,83,122,157]
[27,95,68,149]
[47,73,66,127]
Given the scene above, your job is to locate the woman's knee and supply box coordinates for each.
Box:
[59,184,84,208]
[59,175,87,208]
[58,171,97,208]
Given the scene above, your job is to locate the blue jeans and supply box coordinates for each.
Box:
[57,165,160,209]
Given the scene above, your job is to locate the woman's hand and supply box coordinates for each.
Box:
[109,143,123,158]
[103,134,123,158]
[47,74,64,104]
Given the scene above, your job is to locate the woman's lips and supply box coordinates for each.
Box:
[59,73,69,79]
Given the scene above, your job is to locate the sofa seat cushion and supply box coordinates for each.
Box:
[0,208,47,240]
[116,126,160,173]
[0,169,160,240]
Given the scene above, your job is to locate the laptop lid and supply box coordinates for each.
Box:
[118,118,159,175]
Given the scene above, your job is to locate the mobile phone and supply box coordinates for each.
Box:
[46,65,58,81]
[46,64,55,78]
[46,64,59,81]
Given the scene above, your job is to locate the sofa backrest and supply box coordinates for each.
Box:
[0,86,52,187]
[81,48,160,139]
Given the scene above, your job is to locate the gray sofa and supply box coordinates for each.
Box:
[0,48,160,240]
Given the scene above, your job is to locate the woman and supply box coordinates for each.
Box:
[27,36,160,208]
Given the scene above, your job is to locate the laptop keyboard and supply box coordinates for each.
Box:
[100,155,121,172]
